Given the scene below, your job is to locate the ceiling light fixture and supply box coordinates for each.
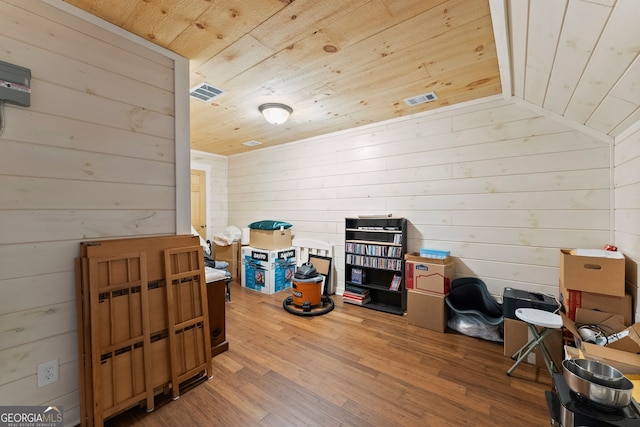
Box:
[259,103,293,125]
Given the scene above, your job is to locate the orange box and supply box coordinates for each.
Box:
[405,260,454,294]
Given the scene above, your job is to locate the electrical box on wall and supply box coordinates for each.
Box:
[0,60,31,107]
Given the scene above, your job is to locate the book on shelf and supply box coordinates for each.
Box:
[343,290,369,298]
[351,268,366,284]
[343,291,368,300]
[343,294,371,306]
[389,275,401,291]
[343,285,370,304]
[347,255,402,270]
[345,285,368,295]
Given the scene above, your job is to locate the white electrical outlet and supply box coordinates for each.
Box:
[37,359,59,387]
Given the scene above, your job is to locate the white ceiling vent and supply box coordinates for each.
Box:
[242,140,262,147]
[404,91,438,106]
[190,82,226,102]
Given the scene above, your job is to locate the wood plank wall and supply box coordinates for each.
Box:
[227,98,615,301]
[615,127,640,323]
[0,1,179,424]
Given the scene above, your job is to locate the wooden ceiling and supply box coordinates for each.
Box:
[62,0,501,155]
[62,0,640,156]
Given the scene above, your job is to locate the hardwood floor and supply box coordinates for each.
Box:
[105,282,553,426]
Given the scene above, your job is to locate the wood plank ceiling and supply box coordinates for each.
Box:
[63,0,640,156]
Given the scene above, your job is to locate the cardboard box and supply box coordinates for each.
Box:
[563,309,627,349]
[559,248,625,297]
[607,323,640,354]
[562,312,640,375]
[249,228,292,250]
[240,246,296,294]
[407,290,448,332]
[405,253,452,264]
[563,345,640,377]
[560,280,632,326]
[574,308,627,337]
[581,343,640,375]
[503,318,563,370]
[215,241,237,259]
[405,259,454,294]
[215,241,239,278]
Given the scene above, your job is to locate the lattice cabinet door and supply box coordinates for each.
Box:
[87,252,154,425]
[164,245,212,399]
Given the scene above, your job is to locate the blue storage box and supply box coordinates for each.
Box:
[419,248,450,259]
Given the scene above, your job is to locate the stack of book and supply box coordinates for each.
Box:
[343,285,371,306]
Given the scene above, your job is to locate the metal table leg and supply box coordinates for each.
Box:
[506,326,556,376]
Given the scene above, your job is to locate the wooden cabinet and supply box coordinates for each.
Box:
[344,217,407,315]
[206,279,229,357]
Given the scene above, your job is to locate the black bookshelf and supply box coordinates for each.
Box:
[344,217,407,315]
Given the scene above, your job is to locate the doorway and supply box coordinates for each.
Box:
[190,169,206,239]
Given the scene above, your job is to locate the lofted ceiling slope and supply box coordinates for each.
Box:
[507,0,640,142]
[63,0,640,155]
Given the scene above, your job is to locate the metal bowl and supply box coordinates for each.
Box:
[571,358,625,388]
[562,359,633,409]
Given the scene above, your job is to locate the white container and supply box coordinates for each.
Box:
[241,246,296,295]
[241,227,250,245]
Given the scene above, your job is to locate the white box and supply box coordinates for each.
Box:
[241,246,296,295]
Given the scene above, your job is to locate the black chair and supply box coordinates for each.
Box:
[445,277,503,326]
